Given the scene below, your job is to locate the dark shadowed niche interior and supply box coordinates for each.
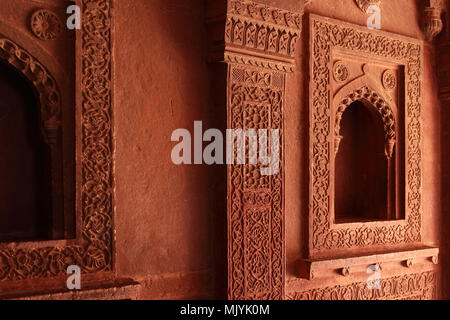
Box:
[0,61,54,241]
[335,99,400,223]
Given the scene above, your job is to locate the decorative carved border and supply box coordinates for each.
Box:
[308,15,422,254]
[0,38,61,144]
[287,271,436,300]
[0,0,113,281]
[228,65,285,300]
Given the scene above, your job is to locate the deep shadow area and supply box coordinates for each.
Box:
[0,61,52,241]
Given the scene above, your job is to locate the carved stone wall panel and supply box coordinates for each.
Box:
[0,0,114,283]
[228,64,285,300]
[308,15,423,256]
[287,271,436,300]
[207,0,303,301]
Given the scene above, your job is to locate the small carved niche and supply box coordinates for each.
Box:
[334,99,397,222]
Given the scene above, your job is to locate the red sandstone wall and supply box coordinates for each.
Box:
[113,0,224,299]
[113,0,443,299]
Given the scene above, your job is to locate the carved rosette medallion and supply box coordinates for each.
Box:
[382,70,397,90]
[30,9,63,40]
[333,61,350,83]
[355,0,381,12]
[207,0,302,300]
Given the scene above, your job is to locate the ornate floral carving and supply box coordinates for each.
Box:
[0,38,61,144]
[287,271,436,300]
[382,70,397,90]
[228,65,285,300]
[30,9,62,40]
[207,0,302,73]
[309,15,422,253]
[333,61,350,83]
[355,0,381,12]
[0,0,113,282]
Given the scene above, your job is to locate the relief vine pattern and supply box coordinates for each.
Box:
[309,16,422,252]
[228,65,284,300]
[0,0,113,282]
[287,271,436,300]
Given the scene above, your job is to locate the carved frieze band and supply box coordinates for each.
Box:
[228,64,285,300]
[287,271,436,300]
[309,16,422,253]
[208,0,302,72]
[0,0,113,281]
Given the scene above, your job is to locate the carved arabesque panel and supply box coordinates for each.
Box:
[228,65,285,300]
[0,0,113,282]
[308,15,423,255]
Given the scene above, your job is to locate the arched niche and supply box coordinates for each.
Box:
[0,37,64,241]
[333,86,402,223]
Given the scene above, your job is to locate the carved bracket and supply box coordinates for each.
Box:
[421,1,444,42]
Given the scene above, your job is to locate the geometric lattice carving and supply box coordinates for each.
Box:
[0,0,113,282]
[308,15,422,255]
[287,271,436,300]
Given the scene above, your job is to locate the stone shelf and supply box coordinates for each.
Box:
[298,246,439,280]
[0,277,141,300]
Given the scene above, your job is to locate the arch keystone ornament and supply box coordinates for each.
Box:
[206,0,304,300]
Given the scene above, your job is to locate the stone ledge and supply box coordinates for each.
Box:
[298,246,439,280]
[0,278,141,300]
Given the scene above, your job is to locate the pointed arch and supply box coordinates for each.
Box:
[334,86,396,158]
[0,37,61,145]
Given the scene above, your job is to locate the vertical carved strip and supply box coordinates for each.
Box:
[207,0,302,300]
[228,65,285,299]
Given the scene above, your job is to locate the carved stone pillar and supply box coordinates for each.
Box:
[206,0,303,300]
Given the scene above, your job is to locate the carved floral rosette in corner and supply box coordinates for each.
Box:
[0,0,113,282]
[308,15,423,254]
[207,0,302,300]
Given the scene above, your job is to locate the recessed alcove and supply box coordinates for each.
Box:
[0,61,54,241]
[334,99,396,223]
